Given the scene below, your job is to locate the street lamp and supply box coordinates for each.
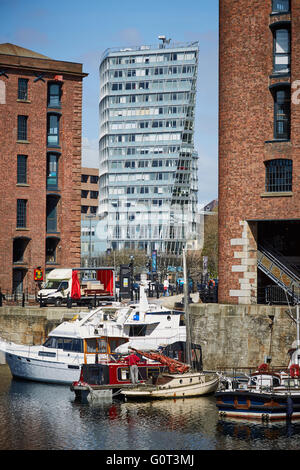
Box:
[129,255,134,301]
[86,214,94,268]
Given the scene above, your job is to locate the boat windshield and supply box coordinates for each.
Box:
[43,336,83,352]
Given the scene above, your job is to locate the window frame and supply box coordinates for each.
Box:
[46,195,59,233]
[271,84,291,140]
[272,0,290,13]
[18,78,28,101]
[47,82,62,108]
[46,153,59,189]
[265,158,292,192]
[17,155,27,184]
[17,199,27,228]
[47,113,60,147]
[272,26,291,74]
[17,115,28,141]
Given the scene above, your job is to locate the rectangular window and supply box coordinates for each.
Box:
[18,78,28,100]
[47,114,59,146]
[274,88,290,139]
[17,199,27,228]
[272,0,290,12]
[273,29,290,73]
[45,238,58,263]
[48,83,61,107]
[90,175,99,184]
[17,115,28,141]
[265,159,292,192]
[46,196,58,232]
[90,191,98,199]
[47,154,58,188]
[17,155,27,184]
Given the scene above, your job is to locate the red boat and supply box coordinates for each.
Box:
[71,343,203,403]
[71,357,164,403]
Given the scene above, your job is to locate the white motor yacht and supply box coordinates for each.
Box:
[0,307,129,384]
[0,285,186,384]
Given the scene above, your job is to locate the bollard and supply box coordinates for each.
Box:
[67,293,72,309]
[94,293,97,308]
[39,293,43,308]
[22,292,25,307]
[0,289,2,307]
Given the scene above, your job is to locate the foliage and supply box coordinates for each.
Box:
[201,208,218,278]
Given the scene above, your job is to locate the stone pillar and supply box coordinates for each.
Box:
[229,221,257,304]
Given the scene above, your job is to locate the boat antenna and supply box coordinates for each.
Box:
[183,247,192,369]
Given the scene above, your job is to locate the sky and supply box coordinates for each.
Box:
[0,0,219,208]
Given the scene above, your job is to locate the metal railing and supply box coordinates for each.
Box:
[217,366,300,394]
[0,288,38,307]
[257,244,300,302]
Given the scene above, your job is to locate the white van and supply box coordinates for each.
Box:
[37,269,72,306]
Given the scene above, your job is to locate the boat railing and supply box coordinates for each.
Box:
[217,366,300,393]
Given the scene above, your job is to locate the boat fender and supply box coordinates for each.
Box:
[290,364,300,378]
[258,363,268,373]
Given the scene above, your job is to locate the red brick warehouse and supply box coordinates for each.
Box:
[219,0,300,304]
[0,43,88,297]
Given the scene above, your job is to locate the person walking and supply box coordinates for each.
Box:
[163,279,169,296]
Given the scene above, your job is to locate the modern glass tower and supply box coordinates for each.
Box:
[99,38,199,255]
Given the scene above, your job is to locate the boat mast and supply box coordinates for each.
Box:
[183,247,192,369]
[297,303,300,361]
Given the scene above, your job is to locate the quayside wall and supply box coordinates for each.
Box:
[189,303,297,370]
[0,304,298,369]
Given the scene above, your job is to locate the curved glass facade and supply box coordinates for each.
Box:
[99,41,199,254]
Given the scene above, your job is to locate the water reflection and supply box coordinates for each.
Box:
[216,417,300,450]
[1,365,300,450]
[71,395,218,450]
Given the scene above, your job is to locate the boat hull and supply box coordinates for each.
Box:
[5,351,81,384]
[122,373,219,399]
[216,389,300,421]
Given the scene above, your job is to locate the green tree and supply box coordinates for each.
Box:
[201,208,218,278]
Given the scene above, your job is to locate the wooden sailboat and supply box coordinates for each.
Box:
[121,249,219,400]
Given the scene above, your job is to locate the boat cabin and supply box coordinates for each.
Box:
[43,335,128,364]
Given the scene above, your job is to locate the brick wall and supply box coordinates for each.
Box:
[0,48,87,295]
[219,0,300,303]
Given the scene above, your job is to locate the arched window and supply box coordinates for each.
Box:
[265,159,292,192]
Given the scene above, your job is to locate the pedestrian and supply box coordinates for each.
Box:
[124,351,142,384]
[163,279,169,296]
